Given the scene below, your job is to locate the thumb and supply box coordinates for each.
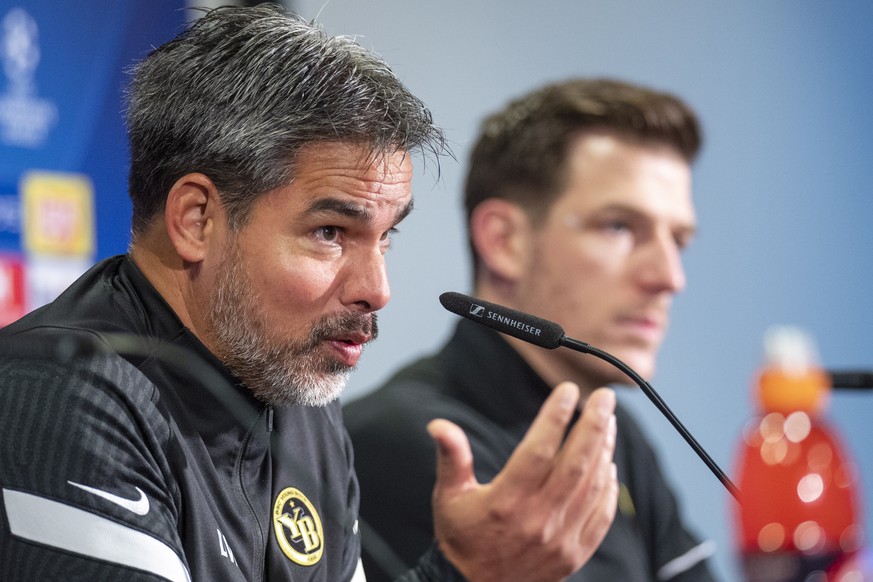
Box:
[427,418,478,498]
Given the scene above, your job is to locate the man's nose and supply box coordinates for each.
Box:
[638,233,686,294]
[343,248,391,312]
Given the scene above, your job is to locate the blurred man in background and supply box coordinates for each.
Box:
[346,78,717,581]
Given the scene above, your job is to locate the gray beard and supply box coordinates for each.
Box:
[206,241,376,407]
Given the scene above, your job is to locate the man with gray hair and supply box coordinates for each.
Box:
[0,6,617,581]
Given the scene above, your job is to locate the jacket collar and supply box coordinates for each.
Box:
[437,319,554,428]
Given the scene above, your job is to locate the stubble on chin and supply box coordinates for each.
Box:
[205,242,376,407]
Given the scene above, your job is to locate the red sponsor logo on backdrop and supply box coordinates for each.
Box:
[0,254,25,326]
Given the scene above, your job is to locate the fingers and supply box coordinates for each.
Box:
[556,387,617,557]
[544,386,618,567]
[496,382,582,492]
[545,387,616,505]
[427,418,478,498]
[578,461,618,554]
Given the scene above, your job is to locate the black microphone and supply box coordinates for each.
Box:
[439,291,566,349]
[828,370,873,390]
[440,291,740,501]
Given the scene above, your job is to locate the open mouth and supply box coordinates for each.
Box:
[322,332,371,367]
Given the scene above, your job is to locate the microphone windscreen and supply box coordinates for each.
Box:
[439,292,564,349]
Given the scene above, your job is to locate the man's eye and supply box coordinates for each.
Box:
[380,228,398,243]
[675,234,693,251]
[603,220,630,233]
[379,228,397,253]
[316,226,341,242]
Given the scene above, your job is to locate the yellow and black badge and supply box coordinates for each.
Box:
[273,487,324,566]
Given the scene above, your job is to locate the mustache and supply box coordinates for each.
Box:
[306,311,378,347]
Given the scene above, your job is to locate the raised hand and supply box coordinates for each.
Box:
[427,383,618,582]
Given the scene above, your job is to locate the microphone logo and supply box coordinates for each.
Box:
[469,304,485,317]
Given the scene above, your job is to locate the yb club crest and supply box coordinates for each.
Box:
[273,487,324,566]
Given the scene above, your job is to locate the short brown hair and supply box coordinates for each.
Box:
[464,78,701,272]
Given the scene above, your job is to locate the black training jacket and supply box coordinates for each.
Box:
[0,255,461,582]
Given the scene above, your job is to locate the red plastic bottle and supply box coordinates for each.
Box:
[733,327,864,581]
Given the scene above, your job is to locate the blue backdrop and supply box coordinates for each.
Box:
[0,0,185,321]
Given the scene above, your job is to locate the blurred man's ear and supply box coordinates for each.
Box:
[164,173,223,264]
[469,198,533,285]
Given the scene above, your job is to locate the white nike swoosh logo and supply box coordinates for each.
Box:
[67,481,150,516]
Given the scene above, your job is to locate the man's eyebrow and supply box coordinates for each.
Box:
[394,199,414,225]
[596,203,697,234]
[305,198,372,220]
[303,197,414,226]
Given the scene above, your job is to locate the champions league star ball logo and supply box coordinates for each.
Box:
[2,8,39,89]
[0,8,57,148]
[273,487,324,566]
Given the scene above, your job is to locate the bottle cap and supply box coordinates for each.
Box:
[757,325,830,413]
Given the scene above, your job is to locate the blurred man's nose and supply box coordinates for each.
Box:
[637,232,686,294]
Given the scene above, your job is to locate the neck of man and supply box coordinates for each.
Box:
[129,227,210,349]
[473,280,604,400]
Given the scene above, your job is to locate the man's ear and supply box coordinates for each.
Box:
[164,173,223,263]
[469,198,532,283]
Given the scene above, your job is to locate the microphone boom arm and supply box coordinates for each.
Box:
[439,291,740,501]
[560,336,740,500]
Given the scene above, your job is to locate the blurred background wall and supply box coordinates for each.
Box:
[1,1,870,579]
[288,2,873,580]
